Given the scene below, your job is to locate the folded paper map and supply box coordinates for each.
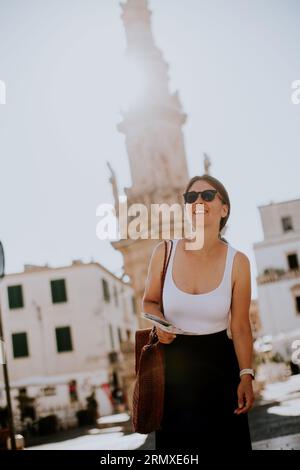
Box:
[141,312,202,335]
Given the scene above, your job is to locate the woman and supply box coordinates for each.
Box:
[142,174,254,450]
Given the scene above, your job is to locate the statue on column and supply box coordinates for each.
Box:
[203,153,211,175]
[107,162,120,218]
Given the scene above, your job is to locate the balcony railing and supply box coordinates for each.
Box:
[120,340,135,354]
[257,267,300,285]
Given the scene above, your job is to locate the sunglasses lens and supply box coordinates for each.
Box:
[184,192,198,204]
[202,190,216,201]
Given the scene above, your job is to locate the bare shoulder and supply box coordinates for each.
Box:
[234,250,250,267]
[150,240,165,262]
[232,250,251,288]
[148,240,168,275]
[152,240,166,256]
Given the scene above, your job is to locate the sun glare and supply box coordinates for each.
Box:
[118,56,146,111]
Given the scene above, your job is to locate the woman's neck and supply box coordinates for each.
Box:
[183,234,223,256]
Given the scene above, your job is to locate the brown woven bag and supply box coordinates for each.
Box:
[132,239,173,434]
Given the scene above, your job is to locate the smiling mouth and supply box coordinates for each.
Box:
[193,209,208,215]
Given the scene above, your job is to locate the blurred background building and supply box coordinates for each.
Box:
[254,198,300,364]
[0,260,137,429]
[249,299,262,340]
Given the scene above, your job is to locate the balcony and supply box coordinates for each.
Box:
[120,340,135,355]
[257,267,300,285]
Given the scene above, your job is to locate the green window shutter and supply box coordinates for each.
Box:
[55,327,73,353]
[296,296,300,313]
[12,332,29,358]
[131,295,137,314]
[102,279,110,303]
[8,285,24,309]
[109,324,114,349]
[51,279,67,303]
[113,285,118,306]
[118,327,122,343]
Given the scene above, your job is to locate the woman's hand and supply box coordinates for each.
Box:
[156,326,177,344]
[150,311,177,344]
[234,375,255,415]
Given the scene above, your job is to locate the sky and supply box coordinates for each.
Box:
[0,0,300,300]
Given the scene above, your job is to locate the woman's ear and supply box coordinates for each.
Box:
[222,204,229,218]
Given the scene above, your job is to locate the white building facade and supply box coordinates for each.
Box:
[0,260,137,429]
[253,198,300,358]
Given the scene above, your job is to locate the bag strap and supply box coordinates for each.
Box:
[160,239,174,317]
[149,239,174,344]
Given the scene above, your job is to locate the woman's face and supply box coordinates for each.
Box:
[185,180,228,229]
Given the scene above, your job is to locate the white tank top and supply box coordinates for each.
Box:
[162,239,237,335]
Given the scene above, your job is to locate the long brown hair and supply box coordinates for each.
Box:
[184,174,230,242]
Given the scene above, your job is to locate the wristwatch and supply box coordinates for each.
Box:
[239,368,255,380]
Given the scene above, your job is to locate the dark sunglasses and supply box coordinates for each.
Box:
[183,189,222,204]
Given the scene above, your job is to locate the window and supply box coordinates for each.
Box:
[109,324,114,349]
[131,296,136,314]
[113,285,118,306]
[287,253,299,270]
[12,333,29,358]
[282,216,293,232]
[51,279,67,303]
[118,327,122,343]
[8,285,24,309]
[55,327,73,353]
[102,279,110,303]
[291,285,300,315]
[296,296,300,314]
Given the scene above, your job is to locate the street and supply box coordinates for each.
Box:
[26,374,300,451]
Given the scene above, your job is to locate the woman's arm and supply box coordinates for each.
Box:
[141,241,176,344]
[230,251,254,414]
[142,241,165,317]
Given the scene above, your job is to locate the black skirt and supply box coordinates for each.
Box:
[155,329,252,450]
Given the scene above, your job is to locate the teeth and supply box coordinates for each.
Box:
[194,208,207,213]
